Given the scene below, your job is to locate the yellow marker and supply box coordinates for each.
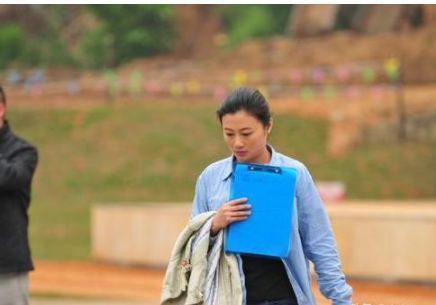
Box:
[170,83,184,97]
[384,57,400,81]
[233,70,248,86]
[186,80,200,95]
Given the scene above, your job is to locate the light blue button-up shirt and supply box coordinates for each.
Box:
[191,146,353,305]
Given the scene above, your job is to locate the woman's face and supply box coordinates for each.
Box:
[221,110,272,164]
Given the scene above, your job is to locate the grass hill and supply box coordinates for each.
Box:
[9,101,435,260]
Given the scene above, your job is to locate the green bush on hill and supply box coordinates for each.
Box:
[84,5,175,68]
[0,24,26,68]
[220,5,291,48]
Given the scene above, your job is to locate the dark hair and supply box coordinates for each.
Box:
[216,87,271,126]
[0,85,5,105]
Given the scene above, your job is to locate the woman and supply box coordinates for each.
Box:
[191,87,352,305]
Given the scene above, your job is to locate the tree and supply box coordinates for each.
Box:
[86,5,175,67]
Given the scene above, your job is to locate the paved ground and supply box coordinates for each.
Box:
[30,260,436,305]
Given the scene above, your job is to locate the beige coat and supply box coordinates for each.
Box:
[160,211,243,305]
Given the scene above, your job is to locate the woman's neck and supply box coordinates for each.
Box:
[257,146,272,164]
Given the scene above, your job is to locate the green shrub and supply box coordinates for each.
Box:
[0,24,26,68]
[78,26,108,69]
[220,5,291,48]
[86,5,175,67]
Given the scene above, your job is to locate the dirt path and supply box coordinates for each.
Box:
[30,260,436,305]
[30,299,147,305]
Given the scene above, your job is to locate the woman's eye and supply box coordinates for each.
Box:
[225,134,234,137]
[242,133,252,137]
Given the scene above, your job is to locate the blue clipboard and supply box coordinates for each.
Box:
[225,162,298,258]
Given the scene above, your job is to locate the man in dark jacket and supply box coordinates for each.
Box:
[0,85,38,305]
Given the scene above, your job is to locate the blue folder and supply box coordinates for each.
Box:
[225,163,298,258]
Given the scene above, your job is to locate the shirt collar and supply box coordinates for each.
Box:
[221,144,278,181]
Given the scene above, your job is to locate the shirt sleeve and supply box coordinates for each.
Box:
[0,145,38,191]
[191,171,209,217]
[296,164,353,305]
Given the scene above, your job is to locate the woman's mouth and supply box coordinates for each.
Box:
[235,151,248,157]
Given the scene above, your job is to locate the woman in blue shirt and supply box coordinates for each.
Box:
[191,87,352,305]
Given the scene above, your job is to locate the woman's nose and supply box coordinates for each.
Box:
[234,136,244,148]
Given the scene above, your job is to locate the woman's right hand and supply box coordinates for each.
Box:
[211,198,251,235]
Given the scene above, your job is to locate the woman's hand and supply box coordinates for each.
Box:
[211,198,251,235]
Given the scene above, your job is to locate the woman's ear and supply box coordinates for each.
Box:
[267,118,273,135]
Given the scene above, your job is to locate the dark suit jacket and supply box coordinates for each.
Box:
[0,120,38,273]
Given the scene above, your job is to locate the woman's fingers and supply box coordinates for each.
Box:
[229,204,251,211]
[226,206,251,224]
[229,214,250,222]
[227,197,248,205]
[226,198,250,212]
[227,210,251,216]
